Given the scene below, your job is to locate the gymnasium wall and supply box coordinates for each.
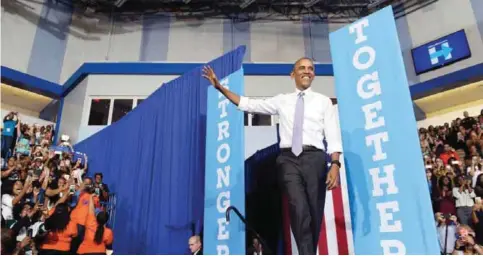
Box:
[416,102,483,128]
[2,0,483,85]
[0,108,55,127]
[70,74,334,143]
[59,78,89,143]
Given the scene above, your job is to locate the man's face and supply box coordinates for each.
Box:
[291,58,315,90]
[58,178,66,188]
[444,144,451,152]
[189,237,201,253]
[7,158,15,168]
[253,238,260,248]
[95,175,102,184]
[84,178,92,186]
[35,159,42,167]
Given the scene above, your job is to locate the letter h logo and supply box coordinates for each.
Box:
[428,42,453,65]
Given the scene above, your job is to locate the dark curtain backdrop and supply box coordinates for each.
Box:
[244,143,284,254]
[73,46,245,254]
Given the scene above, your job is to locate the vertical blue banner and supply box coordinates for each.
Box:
[329,6,439,255]
[204,68,246,255]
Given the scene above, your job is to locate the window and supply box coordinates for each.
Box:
[244,113,275,127]
[88,99,111,125]
[87,97,146,126]
[242,97,275,127]
[111,99,134,123]
[136,98,145,106]
[244,113,249,126]
[252,114,271,126]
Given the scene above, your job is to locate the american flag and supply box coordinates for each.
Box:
[282,156,354,255]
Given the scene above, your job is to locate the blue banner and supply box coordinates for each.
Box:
[411,29,471,75]
[329,6,439,255]
[203,68,245,255]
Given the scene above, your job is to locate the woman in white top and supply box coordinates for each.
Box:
[2,177,31,225]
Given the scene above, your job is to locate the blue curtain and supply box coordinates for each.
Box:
[74,46,246,254]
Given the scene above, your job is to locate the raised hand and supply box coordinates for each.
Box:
[202,66,221,89]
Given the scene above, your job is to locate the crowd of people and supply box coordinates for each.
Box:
[1,111,113,255]
[421,110,483,254]
[2,106,482,255]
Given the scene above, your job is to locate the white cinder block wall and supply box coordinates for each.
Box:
[2,0,482,85]
[2,0,483,148]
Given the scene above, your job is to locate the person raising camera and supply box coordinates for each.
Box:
[453,225,483,255]
[69,177,101,254]
[76,194,113,255]
[453,175,476,226]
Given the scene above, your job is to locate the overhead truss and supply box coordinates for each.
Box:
[69,0,438,23]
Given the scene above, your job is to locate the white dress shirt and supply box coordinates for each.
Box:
[238,87,343,154]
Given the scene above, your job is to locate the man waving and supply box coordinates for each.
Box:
[202,57,343,255]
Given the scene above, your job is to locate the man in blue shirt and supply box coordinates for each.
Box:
[2,112,19,160]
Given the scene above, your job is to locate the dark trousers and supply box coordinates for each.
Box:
[1,135,14,159]
[276,148,327,255]
[70,224,86,254]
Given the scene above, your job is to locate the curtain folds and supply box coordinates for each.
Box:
[74,46,246,254]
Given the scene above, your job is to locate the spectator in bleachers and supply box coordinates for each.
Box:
[436,212,457,254]
[453,225,483,255]
[453,175,476,226]
[440,144,461,165]
[471,199,483,245]
[0,113,113,255]
[2,179,31,226]
[462,111,478,131]
[436,175,456,216]
[2,112,19,161]
[94,173,109,203]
